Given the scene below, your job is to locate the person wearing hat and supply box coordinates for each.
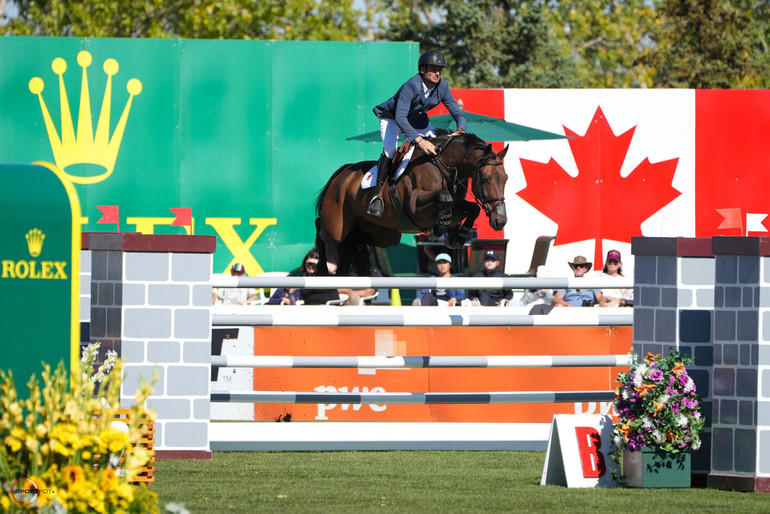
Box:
[366,49,467,217]
[467,250,512,306]
[552,255,607,308]
[414,252,466,306]
[600,249,633,307]
[212,263,261,305]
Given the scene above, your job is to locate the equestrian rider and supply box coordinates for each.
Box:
[367,49,467,217]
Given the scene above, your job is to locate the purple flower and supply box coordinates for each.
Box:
[679,375,690,386]
[671,402,680,414]
[682,397,698,409]
[649,369,664,382]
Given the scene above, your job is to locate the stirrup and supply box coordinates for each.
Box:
[367,196,384,217]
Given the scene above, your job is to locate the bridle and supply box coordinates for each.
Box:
[430,136,506,217]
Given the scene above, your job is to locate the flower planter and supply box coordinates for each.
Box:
[623,447,691,488]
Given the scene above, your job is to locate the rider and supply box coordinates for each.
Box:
[367,49,467,217]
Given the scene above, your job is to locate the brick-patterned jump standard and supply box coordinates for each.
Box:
[84,233,215,460]
[633,236,770,492]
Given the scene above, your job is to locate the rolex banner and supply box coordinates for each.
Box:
[0,163,81,382]
[0,37,416,275]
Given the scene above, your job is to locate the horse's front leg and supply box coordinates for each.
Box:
[445,200,481,249]
[409,188,454,240]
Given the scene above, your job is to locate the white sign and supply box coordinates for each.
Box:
[540,414,618,488]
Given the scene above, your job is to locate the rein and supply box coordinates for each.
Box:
[429,136,505,217]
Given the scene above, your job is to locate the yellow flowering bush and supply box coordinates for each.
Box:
[0,344,158,512]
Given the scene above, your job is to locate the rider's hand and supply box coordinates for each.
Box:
[415,137,437,156]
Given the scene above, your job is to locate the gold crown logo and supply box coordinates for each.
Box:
[28,50,142,185]
[26,228,45,257]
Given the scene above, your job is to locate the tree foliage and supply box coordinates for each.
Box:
[2,0,769,88]
[0,0,362,40]
[546,0,658,87]
[384,0,580,88]
[642,0,770,88]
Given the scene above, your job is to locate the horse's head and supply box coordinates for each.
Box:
[473,143,509,231]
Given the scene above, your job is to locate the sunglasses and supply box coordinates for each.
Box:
[607,259,620,265]
[573,264,589,269]
[304,261,317,268]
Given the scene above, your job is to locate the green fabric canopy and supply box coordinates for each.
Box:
[347,111,569,143]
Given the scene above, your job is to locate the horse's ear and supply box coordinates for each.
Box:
[498,144,509,160]
[485,143,494,153]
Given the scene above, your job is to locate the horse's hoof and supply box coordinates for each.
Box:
[446,232,467,249]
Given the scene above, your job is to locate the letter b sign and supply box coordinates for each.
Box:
[574,426,606,478]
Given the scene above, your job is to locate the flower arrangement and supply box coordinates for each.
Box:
[613,349,704,454]
[0,343,158,512]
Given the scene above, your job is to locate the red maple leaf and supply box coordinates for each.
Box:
[517,107,681,267]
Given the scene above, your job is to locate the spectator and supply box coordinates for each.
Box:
[212,263,260,305]
[300,260,378,306]
[467,250,512,306]
[553,256,607,308]
[513,265,554,308]
[267,249,319,305]
[600,249,633,307]
[414,253,465,306]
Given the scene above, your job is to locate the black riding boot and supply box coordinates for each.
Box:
[366,153,391,217]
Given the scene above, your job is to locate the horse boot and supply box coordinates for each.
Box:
[366,153,391,217]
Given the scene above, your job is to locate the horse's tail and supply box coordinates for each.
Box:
[315,164,350,216]
[337,224,375,277]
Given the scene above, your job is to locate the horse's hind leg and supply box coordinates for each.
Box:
[427,190,453,241]
[314,217,340,276]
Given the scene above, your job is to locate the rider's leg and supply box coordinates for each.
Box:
[367,119,399,217]
[366,153,391,216]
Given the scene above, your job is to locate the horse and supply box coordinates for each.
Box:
[314,132,509,276]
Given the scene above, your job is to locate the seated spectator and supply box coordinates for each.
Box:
[552,255,607,308]
[510,265,554,308]
[467,250,512,306]
[212,263,260,305]
[414,253,465,306]
[267,249,318,305]
[300,260,378,306]
[600,249,633,307]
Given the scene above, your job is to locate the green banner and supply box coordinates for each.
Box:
[0,163,80,384]
[0,37,417,274]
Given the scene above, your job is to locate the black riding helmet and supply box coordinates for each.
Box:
[418,50,447,70]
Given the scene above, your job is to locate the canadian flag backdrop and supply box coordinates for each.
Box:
[437,89,770,276]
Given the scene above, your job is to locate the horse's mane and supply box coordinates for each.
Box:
[431,131,488,153]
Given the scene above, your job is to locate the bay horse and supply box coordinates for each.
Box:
[314,132,509,275]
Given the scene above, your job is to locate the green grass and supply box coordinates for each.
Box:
[154,451,770,513]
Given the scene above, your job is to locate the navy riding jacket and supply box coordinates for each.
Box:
[373,74,466,142]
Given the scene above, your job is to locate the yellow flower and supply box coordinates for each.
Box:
[25,434,39,452]
[4,427,26,452]
[100,468,119,492]
[64,464,86,487]
[27,476,52,507]
[99,426,130,454]
[1,494,11,511]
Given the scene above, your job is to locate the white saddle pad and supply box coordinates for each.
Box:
[361,146,415,190]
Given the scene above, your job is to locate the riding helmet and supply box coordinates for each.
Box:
[418,50,447,69]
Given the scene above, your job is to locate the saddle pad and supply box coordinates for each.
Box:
[361,146,415,190]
